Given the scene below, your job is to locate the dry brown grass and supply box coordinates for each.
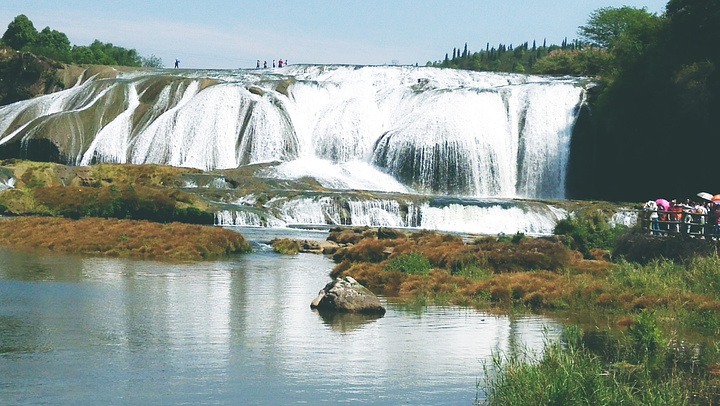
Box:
[0,216,251,261]
[329,229,720,314]
[329,229,720,319]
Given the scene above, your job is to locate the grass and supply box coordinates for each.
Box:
[481,321,720,405]
[329,230,720,330]
[0,216,251,261]
[385,252,432,275]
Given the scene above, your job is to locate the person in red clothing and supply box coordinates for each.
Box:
[669,200,683,233]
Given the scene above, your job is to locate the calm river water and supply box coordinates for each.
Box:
[0,227,560,405]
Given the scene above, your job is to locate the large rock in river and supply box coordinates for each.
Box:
[311,276,386,315]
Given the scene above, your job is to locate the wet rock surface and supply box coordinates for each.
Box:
[310,276,386,315]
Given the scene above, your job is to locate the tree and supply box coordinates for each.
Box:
[2,14,38,50]
[666,0,720,64]
[141,54,164,68]
[71,46,95,64]
[35,27,70,53]
[30,26,72,62]
[578,7,661,49]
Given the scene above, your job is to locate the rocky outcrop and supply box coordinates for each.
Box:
[0,49,65,106]
[311,276,386,315]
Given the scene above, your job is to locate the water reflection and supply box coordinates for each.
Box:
[0,245,561,405]
[314,309,384,332]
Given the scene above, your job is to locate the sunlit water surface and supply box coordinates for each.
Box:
[0,227,560,405]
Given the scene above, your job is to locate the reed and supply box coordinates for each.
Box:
[482,322,717,405]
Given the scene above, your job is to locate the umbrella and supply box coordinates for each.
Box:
[698,192,714,201]
[714,195,720,202]
[655,199,669,210]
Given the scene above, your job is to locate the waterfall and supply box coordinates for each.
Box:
[213,194,568,236]
[0,65,586,200]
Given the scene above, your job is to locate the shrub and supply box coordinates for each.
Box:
[386,252,432,275]
[272,238,300,255]
[30,184,211,224]
[555,210,627,258]
[627,310,663,358]
[333,238,388,263]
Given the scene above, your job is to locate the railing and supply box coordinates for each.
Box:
[639,210,719,238]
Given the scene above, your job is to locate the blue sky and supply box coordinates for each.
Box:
[1,1,669,69]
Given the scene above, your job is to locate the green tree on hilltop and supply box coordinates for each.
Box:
[2,14,37,50]
[1,14,144,68]
[30,27,72,62]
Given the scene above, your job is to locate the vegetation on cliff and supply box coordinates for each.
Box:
[0,216,251,261]
[434,0,720,202]
[576,0,720,201]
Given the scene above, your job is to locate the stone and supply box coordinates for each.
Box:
[377,227,406,240]
[310,276,386,315]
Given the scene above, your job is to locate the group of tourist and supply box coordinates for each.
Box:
[256,59,287,69]
[643,198,720,236]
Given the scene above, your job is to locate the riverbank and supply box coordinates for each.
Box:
[0,216,251,261]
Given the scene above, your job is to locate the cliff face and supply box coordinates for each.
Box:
[0,47,66,106]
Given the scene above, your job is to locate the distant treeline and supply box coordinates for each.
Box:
[434,1,720,202]
[1,14,162,68]
[429,38,610,76]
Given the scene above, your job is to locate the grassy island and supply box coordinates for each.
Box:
[0,216,251,261]
[322,225,720,404]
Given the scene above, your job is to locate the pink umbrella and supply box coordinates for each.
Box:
[655,199,669,211]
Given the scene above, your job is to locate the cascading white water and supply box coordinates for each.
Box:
[213,194,568,236]
[0,65,589,235]
[0,65,585,199]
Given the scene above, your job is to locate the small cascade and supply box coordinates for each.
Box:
[215,210,264,227]
[213,194,568,236]
[348,200,406,228]
[417,203,566,235]
[272,197,343,226]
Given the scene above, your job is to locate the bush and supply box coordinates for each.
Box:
[627,309,663,358]
[31,184,211,224]
[386,252,432,275]
[555,211,627,258]
[272,238,300,255]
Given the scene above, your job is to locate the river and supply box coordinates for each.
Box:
[0,227,560,405]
